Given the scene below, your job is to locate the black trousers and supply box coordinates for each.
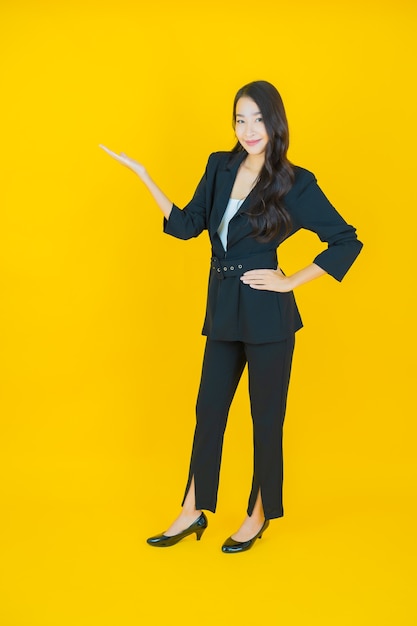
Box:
[181,335,295,520]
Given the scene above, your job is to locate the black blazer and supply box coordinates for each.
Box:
[164,151,363,343]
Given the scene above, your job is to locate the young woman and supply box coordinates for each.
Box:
[100,80,363,553]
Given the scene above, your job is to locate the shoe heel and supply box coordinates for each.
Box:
[196,528,206,541]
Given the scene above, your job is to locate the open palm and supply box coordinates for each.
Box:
[99,144,147,178]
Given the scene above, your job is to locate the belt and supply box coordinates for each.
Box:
[211,250,278,280]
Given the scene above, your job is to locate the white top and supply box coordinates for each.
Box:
[217,198,244,250]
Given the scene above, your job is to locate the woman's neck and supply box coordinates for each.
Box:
[243,153,265,174]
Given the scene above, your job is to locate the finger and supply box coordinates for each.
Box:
[99,145,124,161]
[99,144,129,161]
[242,275,266,281]
[244,280,268,287]
[248,283,268,290]
[100,148,132,168]
[241,274,270,283]
[241,269,272,278]
[99,144,117,156]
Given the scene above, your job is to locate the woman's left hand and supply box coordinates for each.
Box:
[240,268,294,292]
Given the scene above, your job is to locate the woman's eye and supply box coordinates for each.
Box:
[236,119,244,124]
[256,117,263,123]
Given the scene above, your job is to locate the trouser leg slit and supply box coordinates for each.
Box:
[181,340,246,513]
[245,336,295,520]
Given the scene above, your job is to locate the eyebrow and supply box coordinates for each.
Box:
[236,111,262,117]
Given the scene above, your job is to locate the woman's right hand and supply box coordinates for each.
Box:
[99,145,148,180]
[99,144,174,219]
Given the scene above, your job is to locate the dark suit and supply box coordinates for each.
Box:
[163,150,363,519]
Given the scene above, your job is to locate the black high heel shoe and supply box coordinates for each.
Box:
[221,519,269,553]
[146,512,208,547]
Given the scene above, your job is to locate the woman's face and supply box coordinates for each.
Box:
[234,96,269,156]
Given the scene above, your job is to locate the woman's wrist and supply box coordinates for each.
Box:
[285,264,327,291]
[283,275,296,291]
[137,168,150,184]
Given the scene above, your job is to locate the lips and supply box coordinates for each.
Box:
[245,139,261,146]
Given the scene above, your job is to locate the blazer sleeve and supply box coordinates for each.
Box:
[163,153,216,240]
[287,169,363,282]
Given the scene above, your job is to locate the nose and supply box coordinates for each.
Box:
[244,122,256,137]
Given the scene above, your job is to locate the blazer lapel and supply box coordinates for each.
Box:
[227,201,254,248]
[225,152,258,248]
[209,151,247,234]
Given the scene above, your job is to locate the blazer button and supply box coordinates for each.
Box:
[223,267,227,271]
[238,264,243,269]
[217,268,221,273]
[230,266,234,270]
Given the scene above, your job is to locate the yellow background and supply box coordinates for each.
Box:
[1,1,416,624]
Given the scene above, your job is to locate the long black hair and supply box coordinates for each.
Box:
[232,80,295,242]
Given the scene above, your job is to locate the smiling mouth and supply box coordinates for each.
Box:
[245,139,261,146]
